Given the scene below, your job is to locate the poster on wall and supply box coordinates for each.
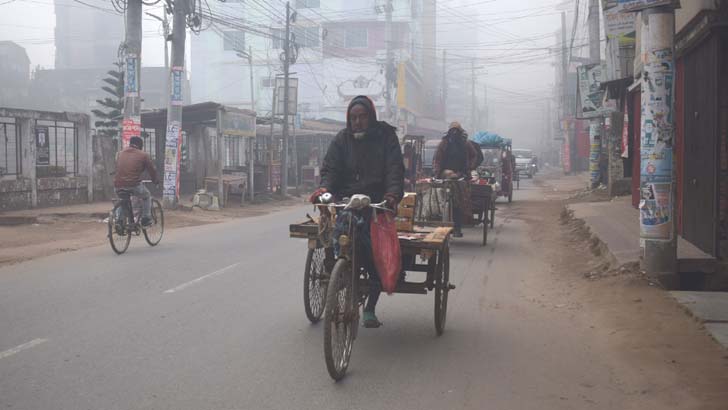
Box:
[639,182,672,240]
[35,126,50,166]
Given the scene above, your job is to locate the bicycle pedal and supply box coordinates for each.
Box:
[448,283,457,290]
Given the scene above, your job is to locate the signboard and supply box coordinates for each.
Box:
[171,66,184,106]
[619,0,677,12]
[121,116,141,149]
[125,54,138,97]
[35,126,50,166]
[576,64,607,119]
[221,111,256,137]
[163,121,181,202]
[605,4,636,46]
[639,182,671,239]
[275,77,298,116]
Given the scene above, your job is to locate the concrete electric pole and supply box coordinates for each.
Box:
[122,0,142,149]
[588,0,603,188]
[280,1,291,197]
[639,6,677,281]
[162,0,189,208]
[384,0,393,121]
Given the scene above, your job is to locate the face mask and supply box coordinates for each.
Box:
[353,131,366,140]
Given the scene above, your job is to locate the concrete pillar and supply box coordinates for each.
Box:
[18,118,37,208]
[639,7,677,279]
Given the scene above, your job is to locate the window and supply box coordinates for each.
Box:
[223,30,245,51]
[294,26,319,48]
[260,77,275,88]
[0,117,20,177]
[295,0,319,8]
[36,120,77,176]
[345,27,368,48]
[141,128,156,160]
[224,136,245,168]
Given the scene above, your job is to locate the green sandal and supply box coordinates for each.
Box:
[362,311,382,328]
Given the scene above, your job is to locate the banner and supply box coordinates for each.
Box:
[640,48,674,184]
[619,0,676,12]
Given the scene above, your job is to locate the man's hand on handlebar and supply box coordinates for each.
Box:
[383,193,398,210]
[309,187,328,204]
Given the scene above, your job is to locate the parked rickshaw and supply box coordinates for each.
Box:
[289,193,454,381]
[402,134,426,192]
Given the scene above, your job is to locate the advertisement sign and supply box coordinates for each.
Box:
[125,54,138,97]
[222,111,256,137]
[121,116,141,149]
[640,48,674,184]
[577,64,607,119]
[639,182,671,240]
[35,126,50,166]
[171,66,184,106]
[163,121,181,201]
[275,77,298,115]
[619,0,677,12]
[605,4,636,46]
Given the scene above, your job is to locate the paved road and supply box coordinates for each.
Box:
[0,179,622,410]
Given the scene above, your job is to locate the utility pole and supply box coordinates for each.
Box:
[280,1,291,197]
[248,45,255,202]
[122,0,142,149]
[588,0,603,188]
[561,10,571,174]
[442,49,447,121]
[162,0,189,208]
[638,6,677,280]
[483,84,488,130]
[384,0,393,121]
[146,11,170,98]
[471,59,476,132]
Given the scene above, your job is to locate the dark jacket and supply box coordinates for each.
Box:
[433,132,478,178]
[320,96,405,202]
[470,140,484,169]
[114,146,159,188]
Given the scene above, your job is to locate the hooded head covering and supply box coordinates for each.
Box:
[346,95,377,132]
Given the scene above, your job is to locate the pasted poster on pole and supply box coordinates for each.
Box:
[589,122,600,182]
[121,116,141,149]
[163,121,181,202]
[621,111,629,158]
[170,66,184,106]
[576,64,606,119]
[125,54,138,98]
[35,126,50,166]
[639,182,671,240]
[640,47,674,184]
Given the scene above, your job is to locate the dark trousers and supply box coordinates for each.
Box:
[334,210,381,313]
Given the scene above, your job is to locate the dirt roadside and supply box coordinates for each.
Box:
[0,197,303,268]
[510,175,728,409]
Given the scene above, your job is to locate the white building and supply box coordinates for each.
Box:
[190,0,443,133]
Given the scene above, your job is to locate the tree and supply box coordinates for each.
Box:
[92,61,124,139]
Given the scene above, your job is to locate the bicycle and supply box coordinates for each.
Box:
[107,180,164,254]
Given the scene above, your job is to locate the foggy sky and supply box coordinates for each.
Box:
[0,0,564,150]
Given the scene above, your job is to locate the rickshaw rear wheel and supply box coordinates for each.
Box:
[304,247,328,323]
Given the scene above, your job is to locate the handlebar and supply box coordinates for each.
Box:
[314,194,394,213]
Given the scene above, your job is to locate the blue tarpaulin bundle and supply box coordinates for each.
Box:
[471,131,505,147]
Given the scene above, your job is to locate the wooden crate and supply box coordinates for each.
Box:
[396,192,417,232]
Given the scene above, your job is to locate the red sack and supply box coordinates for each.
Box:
[370,210,402,295]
